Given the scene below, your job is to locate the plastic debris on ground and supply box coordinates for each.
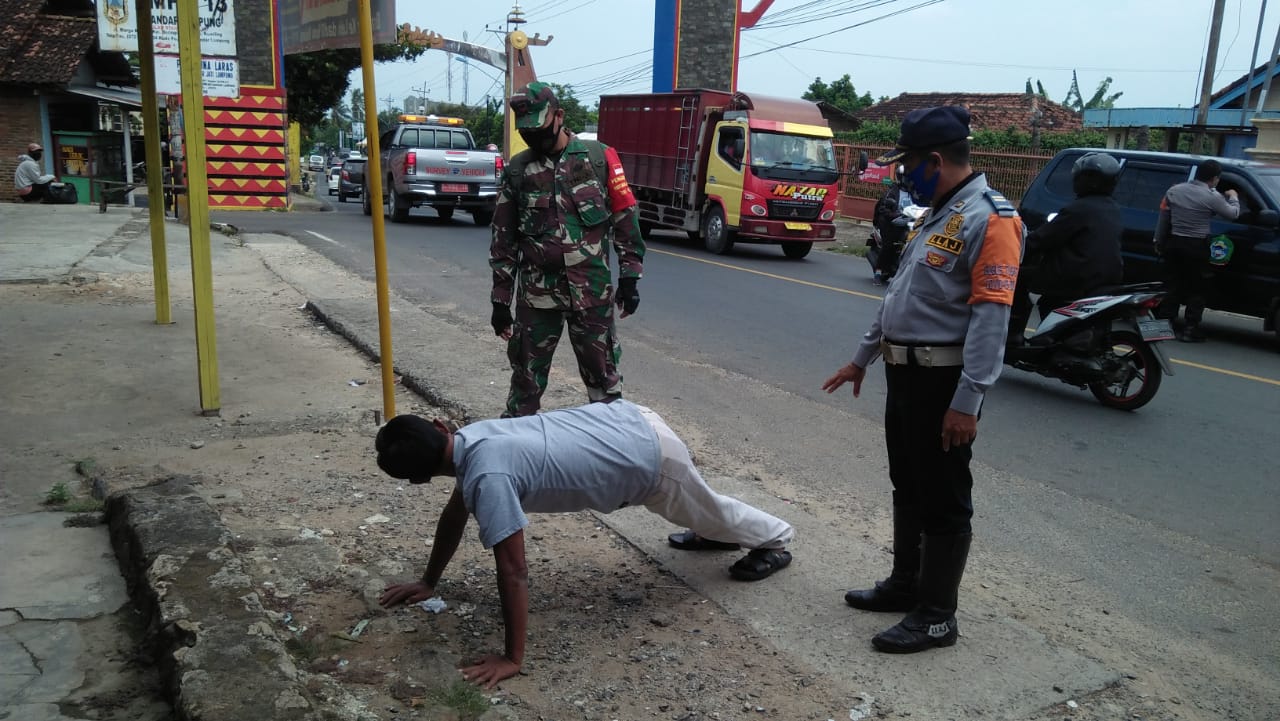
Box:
[350,619,370,637]
[414,597,447,614]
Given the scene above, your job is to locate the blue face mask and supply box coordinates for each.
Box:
[903,157,940,205]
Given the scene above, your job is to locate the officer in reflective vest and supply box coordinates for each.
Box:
[823,106,1024,654]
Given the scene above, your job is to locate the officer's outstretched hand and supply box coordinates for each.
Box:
[615,277,640,318]
[822,362,865,398]
[491,302,513,340]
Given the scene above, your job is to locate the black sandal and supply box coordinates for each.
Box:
[667,529,740,551]
[729,548,792,581]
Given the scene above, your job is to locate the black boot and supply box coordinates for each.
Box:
[845,508,921,612]
[872,532,971,653]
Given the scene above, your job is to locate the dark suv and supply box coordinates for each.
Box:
[1019,148,1280,342]
[338,156,366,203]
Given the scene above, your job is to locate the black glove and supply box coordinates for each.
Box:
[490,302,513,336]
[615,277,640,316]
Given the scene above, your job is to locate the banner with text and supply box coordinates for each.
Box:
[154,55,241,98]
[280,0,396,54]
[97,0,237,54]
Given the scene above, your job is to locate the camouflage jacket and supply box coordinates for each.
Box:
[490,135,644,311]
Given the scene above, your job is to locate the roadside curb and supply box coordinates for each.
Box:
[106,475,377,721]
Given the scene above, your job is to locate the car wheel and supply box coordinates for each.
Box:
[436,206,454,221]
[1088,331,1163,411]
[702,205,734,255]
[388,180,409,222]
[472,209,493,226]
[781,242,813,259]
[362,186,372,216]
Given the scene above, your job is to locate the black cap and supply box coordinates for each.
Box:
[875,106,972,166]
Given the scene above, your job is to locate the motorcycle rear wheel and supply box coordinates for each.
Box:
[1088,330,1162,411]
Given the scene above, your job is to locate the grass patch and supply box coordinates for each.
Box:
[427,682,489,719]
[44,482,72,506]
[64,499,104,513]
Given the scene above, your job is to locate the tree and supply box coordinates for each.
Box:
[546,83,596,132]
[285,24,433,128]
[802,74,875,114]
[1057,70,1123,111]
[349,88,365,124]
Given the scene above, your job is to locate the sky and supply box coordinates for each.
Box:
[350,0,1280,114]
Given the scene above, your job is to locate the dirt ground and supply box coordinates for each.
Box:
[9,237,1253,721]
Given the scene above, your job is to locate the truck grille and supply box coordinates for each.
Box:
[767,199,822,221]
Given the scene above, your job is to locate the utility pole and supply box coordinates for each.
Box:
[447,51,454,103]
[1256,16,1280,114]
[411,84,429,113]
[381,93,397,111]
[1194,0,1228,154]
[1241,0,1268,127]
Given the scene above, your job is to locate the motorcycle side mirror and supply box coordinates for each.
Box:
[1257,209,1280,228]
[857,150,869,173]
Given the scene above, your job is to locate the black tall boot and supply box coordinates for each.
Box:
[844,508,921,612]
[871,532,971,653]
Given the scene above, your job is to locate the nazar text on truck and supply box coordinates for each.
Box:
[598,90,864,259]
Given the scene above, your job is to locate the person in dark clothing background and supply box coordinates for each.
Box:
[1007,152,1125,344]
[870,172,912,284]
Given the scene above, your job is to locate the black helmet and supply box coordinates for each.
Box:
[1072,152,1121,196]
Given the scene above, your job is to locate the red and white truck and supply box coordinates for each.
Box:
[598,90,855,258]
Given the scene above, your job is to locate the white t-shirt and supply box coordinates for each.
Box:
[452,400,662,548]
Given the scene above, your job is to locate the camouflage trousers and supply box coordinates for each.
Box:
[504,304,623,417]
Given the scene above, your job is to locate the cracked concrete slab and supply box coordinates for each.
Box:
[0,513,129,621]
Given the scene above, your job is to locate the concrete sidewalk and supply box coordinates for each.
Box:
[0,202,1115,721]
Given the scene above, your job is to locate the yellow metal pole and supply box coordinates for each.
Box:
[358,0,396,421]
[135,0,171,325]
[177,0,220,414]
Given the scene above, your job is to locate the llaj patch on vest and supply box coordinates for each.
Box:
[925,233,964,254]
[943,214,964,236]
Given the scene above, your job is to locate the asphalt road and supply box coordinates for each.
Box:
[220,190,1280,567]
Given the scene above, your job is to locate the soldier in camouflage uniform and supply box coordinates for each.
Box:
[489,82,645,417]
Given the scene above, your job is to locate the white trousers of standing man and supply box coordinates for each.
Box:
[634,405,794,550]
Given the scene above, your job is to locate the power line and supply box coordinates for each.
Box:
[740,0,946,59]
[743,37,1210,74]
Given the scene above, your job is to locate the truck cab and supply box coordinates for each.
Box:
[598,90,852,259]
[704,114,841,257]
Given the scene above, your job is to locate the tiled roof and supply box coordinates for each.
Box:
[0,0,99,87]
[856,92,1084,133]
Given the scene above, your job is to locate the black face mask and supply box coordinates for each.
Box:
[29,150,42,162]
[519,118,562,155]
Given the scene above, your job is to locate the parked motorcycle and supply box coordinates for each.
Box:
[1005,282,1175,411]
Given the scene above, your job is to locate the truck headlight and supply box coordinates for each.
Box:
[750,205,767,216]
[820,210,834,221]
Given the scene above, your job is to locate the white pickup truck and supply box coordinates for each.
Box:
[365,114,503,225]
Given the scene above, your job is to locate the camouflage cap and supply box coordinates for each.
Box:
[510,81,559,130]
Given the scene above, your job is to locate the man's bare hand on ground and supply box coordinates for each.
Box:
[378,581,434,607]
[461,653,521,689]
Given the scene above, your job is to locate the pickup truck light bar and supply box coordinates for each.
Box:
[397,114,466,126]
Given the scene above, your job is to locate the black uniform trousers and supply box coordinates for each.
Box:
[884,361,974,537]
[1161,235,1210,326]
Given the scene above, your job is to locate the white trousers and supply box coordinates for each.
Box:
[635,405,794,550]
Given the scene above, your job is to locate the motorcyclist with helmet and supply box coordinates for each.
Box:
[870,167,912,284]
[1007,152,1125,345]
